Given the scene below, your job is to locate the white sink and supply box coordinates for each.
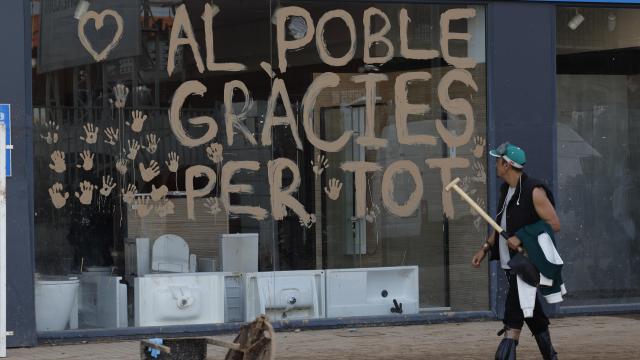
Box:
[135,273,225,326]
[244,270,325,322]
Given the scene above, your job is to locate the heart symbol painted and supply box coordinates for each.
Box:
[77,9,124,62]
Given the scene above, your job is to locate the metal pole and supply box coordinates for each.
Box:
[0,123,6,358]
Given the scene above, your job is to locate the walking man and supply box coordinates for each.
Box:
[472,142,561,360]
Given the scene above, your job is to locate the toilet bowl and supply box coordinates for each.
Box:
[35,276,80,331]
[152,234,194,273]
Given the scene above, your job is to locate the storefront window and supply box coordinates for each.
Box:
[32,0,487,331]
[557,7,640,306]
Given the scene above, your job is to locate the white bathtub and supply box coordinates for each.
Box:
[326,266,419,318]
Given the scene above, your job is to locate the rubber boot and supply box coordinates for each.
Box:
[495,338,518,360]
[534,329,558,360]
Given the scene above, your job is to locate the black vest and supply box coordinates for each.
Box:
[489,173,554,261]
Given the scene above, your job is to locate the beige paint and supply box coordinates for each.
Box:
[143,133,160,154]
[221,161,268,220]
[168,4,205,76]
[116,158,129,175]
[435,69,478,147]
[41,121,59,145]
[399,9,439,61]
[77,9,124,62]
[311,154,329,176]
[139,160,160,182]
[268,158,312,223]
[365,204,381,223]
[316,10,357,67]
[134,196,153,218]
[440,8,477,69]
[104,127,119,145]
[204,197,222,215]
[185,165,217,220]
[471,161,486,185]
[41,132,58,145]
[472,135,485,158]
[381,160,424,217]
[202,4,246,72]
[275,6,315,73]
[151,184,169,202]
[75,181,97,206]
[128,110,147,133]
[79,123,99,144]
[425,157,470,218]
[122,184,137,205]
[352,73,388,148]
[324,178,342,201]
[169,80,219,147]
[113,84,129,109]
[49,150,66,173]
[260,61,276,79]
[340,161,382,218]
[261,78,303,149]
[205,142,224,163]
[299,213,317,228]
[48,183,69,209]
[99,175,116,197]
[224,80,257,146]
[165,152,180,173]
[77,150,94,171]
[156,199,175,218]
[395,72,437,146]
[127,140,140,161]
[302,72,352,152]
[363,7,394,65]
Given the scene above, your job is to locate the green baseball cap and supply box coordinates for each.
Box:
[489,142,526,168]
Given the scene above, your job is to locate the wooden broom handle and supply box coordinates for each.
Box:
[445,178,522,253]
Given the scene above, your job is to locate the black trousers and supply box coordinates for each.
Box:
[503,271,550,335]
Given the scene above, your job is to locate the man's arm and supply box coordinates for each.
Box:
[472,231,495,267]
[533,187,561,232]
[486,231,496,246]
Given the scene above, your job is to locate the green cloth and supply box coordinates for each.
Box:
[515,220,564,299]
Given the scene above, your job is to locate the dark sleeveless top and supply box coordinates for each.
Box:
[490,173,554,262]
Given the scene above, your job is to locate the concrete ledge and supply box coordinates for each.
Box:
[557,303,640,317]
[38,311,497,345]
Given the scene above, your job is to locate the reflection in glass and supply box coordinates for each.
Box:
[557,7,640,306]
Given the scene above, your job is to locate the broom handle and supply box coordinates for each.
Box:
[445,178,522,252]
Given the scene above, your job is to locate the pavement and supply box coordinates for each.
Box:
[6,314,640,359]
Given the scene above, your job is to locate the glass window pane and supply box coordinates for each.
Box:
[557,7,640,306]
[33,0,273,330]
[32,0,487,332]
[272,1,488,313]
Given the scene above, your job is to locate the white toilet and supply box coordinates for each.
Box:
[151,234,196,273]
[35,275,80,331]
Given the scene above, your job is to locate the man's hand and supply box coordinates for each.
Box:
[507,236,522,251]
[472,249,486,268]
